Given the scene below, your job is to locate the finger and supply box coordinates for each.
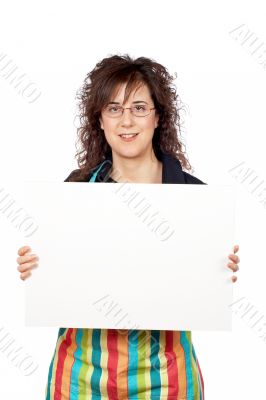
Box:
[231,275,237,283]
[20,270,32,281]
[18,246,32,256]
[228,254,240,263]
[233,245,239,253]
[17,260,39,273]
[17,254,39,265]
[227,262,239,272]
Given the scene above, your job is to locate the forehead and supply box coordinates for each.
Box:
[111,82,151,102]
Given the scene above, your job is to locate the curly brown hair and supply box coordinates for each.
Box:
[72,53,193,181]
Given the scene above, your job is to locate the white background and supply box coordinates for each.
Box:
[0,0,266,399]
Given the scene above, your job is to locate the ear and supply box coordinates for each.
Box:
[154,112,159,129]
[99,116,104,130]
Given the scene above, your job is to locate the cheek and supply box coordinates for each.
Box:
[102,121,119,143]
[143,119,157,135]
[101,119,115,134]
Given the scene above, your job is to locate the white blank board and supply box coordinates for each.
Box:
[23,182,236,331]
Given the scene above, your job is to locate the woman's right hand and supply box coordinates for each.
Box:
[17,246,39,281]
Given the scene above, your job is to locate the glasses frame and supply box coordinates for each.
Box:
[102,105,156,118]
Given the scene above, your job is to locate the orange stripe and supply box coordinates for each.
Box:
[116,329,129,399]
[173,331,187,399]
[60,328,78,397]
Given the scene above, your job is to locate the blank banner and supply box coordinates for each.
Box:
[23,182,236,331]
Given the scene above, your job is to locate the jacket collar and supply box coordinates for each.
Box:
[96,151,186,184]
[161,152,186,183]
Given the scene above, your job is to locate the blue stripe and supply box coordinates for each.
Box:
[89,160,111,182]
[150,330,161,399]
[128,329,139,398]
[70,329,84,399]
[91,329,102,399]
[45,327,66,400]
[180,331,194,399]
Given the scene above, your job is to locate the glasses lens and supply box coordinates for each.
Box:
[104,105,123,117]
[132,105,149,117]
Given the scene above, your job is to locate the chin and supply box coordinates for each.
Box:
[116,150,141,159]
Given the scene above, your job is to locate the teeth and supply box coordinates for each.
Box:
[120,134,137,138]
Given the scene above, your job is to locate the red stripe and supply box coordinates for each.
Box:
[107,329,119,400]
[54,328,73,400]
[165,330,179,398]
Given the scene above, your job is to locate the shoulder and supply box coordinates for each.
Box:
[64,165,207,184]
[183,171,207,185]
[64,169,92,182]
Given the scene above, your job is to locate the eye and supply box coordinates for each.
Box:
[134,105,146,111]
[108,106,120,112]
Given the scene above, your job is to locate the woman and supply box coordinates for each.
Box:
[16,54,240,399]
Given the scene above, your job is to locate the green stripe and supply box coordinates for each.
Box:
[78,329,89,396]
[137,331,149,393]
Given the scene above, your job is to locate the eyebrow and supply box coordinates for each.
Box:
[107,100,148,105]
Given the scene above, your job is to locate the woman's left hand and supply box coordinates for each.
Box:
[227,244,240,283]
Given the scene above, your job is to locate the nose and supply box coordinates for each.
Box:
[120,108,134,126]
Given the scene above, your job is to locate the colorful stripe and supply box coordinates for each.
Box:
[116,329,129,398]
[165,330,179,398]
[106,329,119,399]
[157,330,169,398]
[45,327,66,399]
[150,330,161,399]
[91,329,102,398]
[70,328,84,399]
[180,331,194,399]
[45,328,204,399]
[173,330,187,398]
[127,329,139,398]
[77,328,90,398]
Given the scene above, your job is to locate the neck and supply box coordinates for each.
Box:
[109,149,162,184]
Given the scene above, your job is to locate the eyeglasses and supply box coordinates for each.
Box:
[102,104,156,118]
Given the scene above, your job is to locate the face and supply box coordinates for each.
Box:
[99,82,159,160]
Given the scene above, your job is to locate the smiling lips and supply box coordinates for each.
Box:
[119,133,140,142]
[119,133,139,138]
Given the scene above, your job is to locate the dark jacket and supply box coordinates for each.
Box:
[64,151,207,185]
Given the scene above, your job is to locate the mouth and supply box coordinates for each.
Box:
[118,133,140,142]
[119,133,139,138]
